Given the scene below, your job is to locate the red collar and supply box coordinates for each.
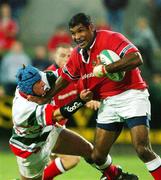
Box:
[19,91,28,99]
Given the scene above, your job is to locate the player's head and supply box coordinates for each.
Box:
[16,65,55,96]
[54,43,73,68]
[68,12,95,49]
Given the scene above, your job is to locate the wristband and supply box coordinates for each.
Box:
[60,97,86,118]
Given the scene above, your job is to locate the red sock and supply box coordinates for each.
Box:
[145,156,161,180]
[104,165,119,180]
[43,158,65,180]
[150,166,161,180]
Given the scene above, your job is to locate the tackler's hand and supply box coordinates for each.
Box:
[53,108,65,122]
[80,89,93,102]
[85,100,101,110]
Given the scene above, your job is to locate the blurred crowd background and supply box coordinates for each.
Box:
[0,0,161,146]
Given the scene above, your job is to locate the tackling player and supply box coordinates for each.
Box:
[9,65,94,180]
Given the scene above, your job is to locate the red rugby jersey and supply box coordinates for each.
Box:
[46,64,79,125]
[47,64,78,107]
[61,30,147,100]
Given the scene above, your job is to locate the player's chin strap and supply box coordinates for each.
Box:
[59,96,86,118]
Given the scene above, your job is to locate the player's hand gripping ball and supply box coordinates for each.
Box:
[93,50,125,81]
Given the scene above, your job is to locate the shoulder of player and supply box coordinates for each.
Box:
[96,30,115,37]
[45,71,57,88]
[12,95,38,125]
[67,47,81,63]
[95,30,116,47]
[96,30,123,40]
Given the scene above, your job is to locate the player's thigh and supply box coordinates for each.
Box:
[93,127,122,157]
[126,115,151,149]
[16,126,63,180]
[16,151,48,179]
[130,124,151,149]
[52,128,93,158]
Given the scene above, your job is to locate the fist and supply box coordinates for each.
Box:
[86,100,101,110]
[80,89,93,102]
[93,64,107,77]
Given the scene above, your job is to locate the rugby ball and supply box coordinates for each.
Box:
[99,49,125,81]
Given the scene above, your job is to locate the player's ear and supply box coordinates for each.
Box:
[89,23,95,32]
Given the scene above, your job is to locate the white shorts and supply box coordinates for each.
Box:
[16,126,64,178]
[97,89,151,124]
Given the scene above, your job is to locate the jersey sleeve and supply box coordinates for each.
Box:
[36,104,58,126]
[109,32,139,58]
[61,49,81,82]
[13,98,58,128]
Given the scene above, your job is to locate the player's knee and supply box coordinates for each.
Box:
[91,150,107,165]
[61,156,80,169]
[67,156,80,168]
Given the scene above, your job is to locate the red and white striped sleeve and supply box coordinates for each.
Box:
[36,104,59,126]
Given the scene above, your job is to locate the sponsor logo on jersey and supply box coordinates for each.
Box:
[82,73,94,80]
[58,90,77,100]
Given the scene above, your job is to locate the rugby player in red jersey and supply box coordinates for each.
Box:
[28,13,161,180]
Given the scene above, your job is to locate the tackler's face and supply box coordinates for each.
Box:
[32,80,49,96]
[70,23,94,49]
[54,47,72,68]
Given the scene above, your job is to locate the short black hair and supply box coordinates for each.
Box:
[68,13,92,28]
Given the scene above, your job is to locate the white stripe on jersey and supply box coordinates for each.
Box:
[119,44,135,57]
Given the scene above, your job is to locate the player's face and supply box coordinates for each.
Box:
[70,23,94,49]
[55,47,72,68]
[32,80,49,96]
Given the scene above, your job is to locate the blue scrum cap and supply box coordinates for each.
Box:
[16,65,41,95]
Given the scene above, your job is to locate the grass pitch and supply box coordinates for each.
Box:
[0,152,153,180]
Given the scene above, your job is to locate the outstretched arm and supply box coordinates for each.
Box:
[53,89,93,122]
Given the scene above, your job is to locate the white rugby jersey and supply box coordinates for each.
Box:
[9,71,57,158]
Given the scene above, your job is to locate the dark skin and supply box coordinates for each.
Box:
[105,52,143,73]
[28,23,156,166]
